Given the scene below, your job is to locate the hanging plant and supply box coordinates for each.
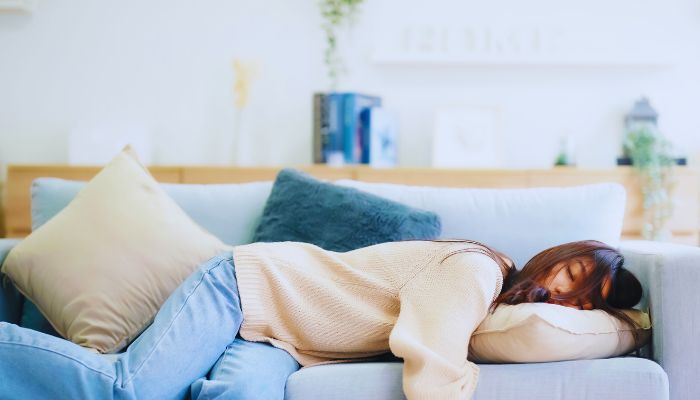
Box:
[623,127,676,241]
[319,0,365,90]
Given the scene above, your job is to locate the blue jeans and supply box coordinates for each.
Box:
[0,253,300,399]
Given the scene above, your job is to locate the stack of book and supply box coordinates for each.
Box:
[313,92,397,167]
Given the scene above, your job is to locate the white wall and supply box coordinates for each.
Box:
[1,0,699,168]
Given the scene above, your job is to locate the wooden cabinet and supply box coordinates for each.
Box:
[3,165,698,245]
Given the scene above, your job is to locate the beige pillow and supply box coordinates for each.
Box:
[468,303,651,363]
[1,147,228,353]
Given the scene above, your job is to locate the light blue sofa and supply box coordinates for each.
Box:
[2,177,698,400]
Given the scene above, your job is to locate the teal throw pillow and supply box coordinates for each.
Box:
[252,169,442,251]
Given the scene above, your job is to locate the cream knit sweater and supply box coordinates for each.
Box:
[233,240,504,400]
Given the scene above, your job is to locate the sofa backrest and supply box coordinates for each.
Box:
[32,178,626,268]
[31,178,273,246]
[336,180,626,268]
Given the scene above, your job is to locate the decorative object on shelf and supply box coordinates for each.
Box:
[620,98,676,241]
[432,106,503,168]
[231,59,258,165]
[312,92,384,166]
[319,0,365,89]
[625,97,658,129]
[554,135,577,167]
[617,97,686,166]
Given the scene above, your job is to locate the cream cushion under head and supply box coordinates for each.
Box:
[469,303,651,363]
[1,148,227,353]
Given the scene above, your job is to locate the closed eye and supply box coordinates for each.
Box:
[569,260,588,283]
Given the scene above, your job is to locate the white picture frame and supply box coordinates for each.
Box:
[432,106,504,168]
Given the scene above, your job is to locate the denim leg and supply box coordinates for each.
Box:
[0,323,119,400]
[0,253,242,400]
[191,338,301,400]
[117,253,243,399]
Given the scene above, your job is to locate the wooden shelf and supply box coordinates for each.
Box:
[3,165,698,245]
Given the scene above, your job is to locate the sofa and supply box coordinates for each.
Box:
[1,176,699,400]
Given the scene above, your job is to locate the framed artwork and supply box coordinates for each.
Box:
[431,106,503,168]
[0,0,34,12]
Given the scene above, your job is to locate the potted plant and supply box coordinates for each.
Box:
[622,126,676,241]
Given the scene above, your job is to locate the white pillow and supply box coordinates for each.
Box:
[335,181,626,268]
[468,303,651,363]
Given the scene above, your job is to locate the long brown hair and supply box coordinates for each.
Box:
[431,239,515,277]
[494,240,643,340]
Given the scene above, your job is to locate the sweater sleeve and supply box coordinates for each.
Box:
[388,251,503,400]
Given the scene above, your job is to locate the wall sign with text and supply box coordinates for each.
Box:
[372,21,674,67]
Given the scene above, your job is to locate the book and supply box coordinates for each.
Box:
[312,93,327,163]
[341,93,382,164]
[359,107,398,167]
[313,92,383,165]
[312,92,345,164]
[325,93,345,165]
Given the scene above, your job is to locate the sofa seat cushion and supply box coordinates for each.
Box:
[284,358,668,400]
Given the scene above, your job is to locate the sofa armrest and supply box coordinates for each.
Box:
[0,238,22,324]
[619,240,700,400]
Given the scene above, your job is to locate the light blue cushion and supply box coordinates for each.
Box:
[19,303,57,336]
[30,179,86,232]
[21,177,273,334]
[31,178,273,245]
[253,169,442,252]
[0,239,22,324]
[285,358,668,400]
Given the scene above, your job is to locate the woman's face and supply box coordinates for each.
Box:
[538,256,611,310]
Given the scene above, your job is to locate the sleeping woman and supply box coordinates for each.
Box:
[0,239,642,400]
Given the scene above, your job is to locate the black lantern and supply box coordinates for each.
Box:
[625,97,659,131]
